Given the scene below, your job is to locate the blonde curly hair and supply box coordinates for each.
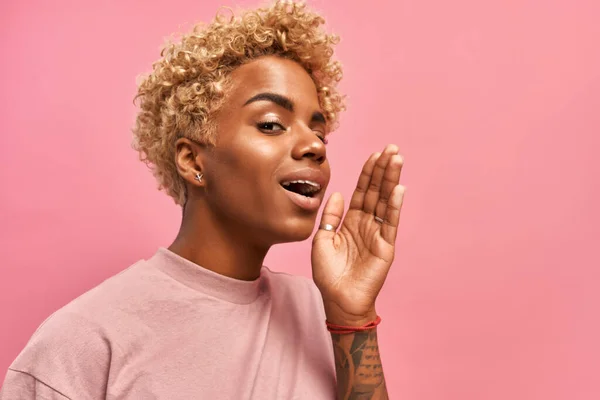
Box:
[132,0,345,206]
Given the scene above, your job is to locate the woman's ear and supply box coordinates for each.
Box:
[174,137,205,187]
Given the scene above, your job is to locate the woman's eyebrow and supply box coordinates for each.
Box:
[244,92,294,112]
[244,92,326,124]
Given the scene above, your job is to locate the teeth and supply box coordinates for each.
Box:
[282,180,321,190]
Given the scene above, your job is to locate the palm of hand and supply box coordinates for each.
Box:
[312,145,405,323]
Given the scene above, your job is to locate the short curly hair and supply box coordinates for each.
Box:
[132,0,345,206]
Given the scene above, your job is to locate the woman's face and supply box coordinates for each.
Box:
[199,56,331,246]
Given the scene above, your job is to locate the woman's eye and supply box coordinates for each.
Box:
[314,131,328,144]
[257,122,285,132]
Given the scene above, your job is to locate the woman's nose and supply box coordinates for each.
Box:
[291,127,327,164]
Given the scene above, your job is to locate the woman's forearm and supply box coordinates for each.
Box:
[331,329,389,400]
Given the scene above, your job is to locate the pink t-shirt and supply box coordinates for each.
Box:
[1,248,336,399]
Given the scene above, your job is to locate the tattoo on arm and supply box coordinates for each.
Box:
[332,329,388,400]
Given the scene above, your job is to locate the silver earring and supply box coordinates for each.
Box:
[194,172,203,182]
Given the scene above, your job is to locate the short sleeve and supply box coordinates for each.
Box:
[0,369,70,399]
[4,310,112,400]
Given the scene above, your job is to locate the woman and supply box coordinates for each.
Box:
[1,1,405,399]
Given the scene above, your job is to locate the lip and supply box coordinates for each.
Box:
[278,168,328,212]
[278,168,328,188]
[280,188,323,211]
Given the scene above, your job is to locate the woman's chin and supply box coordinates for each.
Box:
[273,220,316,244]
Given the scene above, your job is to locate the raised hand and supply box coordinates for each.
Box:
[312,144,405,325]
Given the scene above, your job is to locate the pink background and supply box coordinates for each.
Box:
[1,0,599,398]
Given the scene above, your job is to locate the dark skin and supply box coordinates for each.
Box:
[169,56,330,280]
[169,56,405,400]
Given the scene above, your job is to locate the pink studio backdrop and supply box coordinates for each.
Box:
[1,0,599,398]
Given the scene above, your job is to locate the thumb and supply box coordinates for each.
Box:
[314,192,344,239]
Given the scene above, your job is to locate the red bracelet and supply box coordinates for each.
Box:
[326,315,382,335]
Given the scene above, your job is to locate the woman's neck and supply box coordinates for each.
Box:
[168,203,269,281]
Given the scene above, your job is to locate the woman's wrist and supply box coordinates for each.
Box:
[323,301,378,327]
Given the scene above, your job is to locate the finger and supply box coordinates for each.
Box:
[349,152,380,211]
[315,192,345,239]
[363,144,399,214]
[380,185,406,245]
[375,154,404,220]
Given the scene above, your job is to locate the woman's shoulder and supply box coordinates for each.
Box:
[6,256,180,396]
[7,304,113,399]
[46,258,163,322]
[261,266,313,287]
[11,256,174,359]
[12,258,155,354]
[261,267,324,302]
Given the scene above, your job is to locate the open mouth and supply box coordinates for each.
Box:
[281,180,321,198]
